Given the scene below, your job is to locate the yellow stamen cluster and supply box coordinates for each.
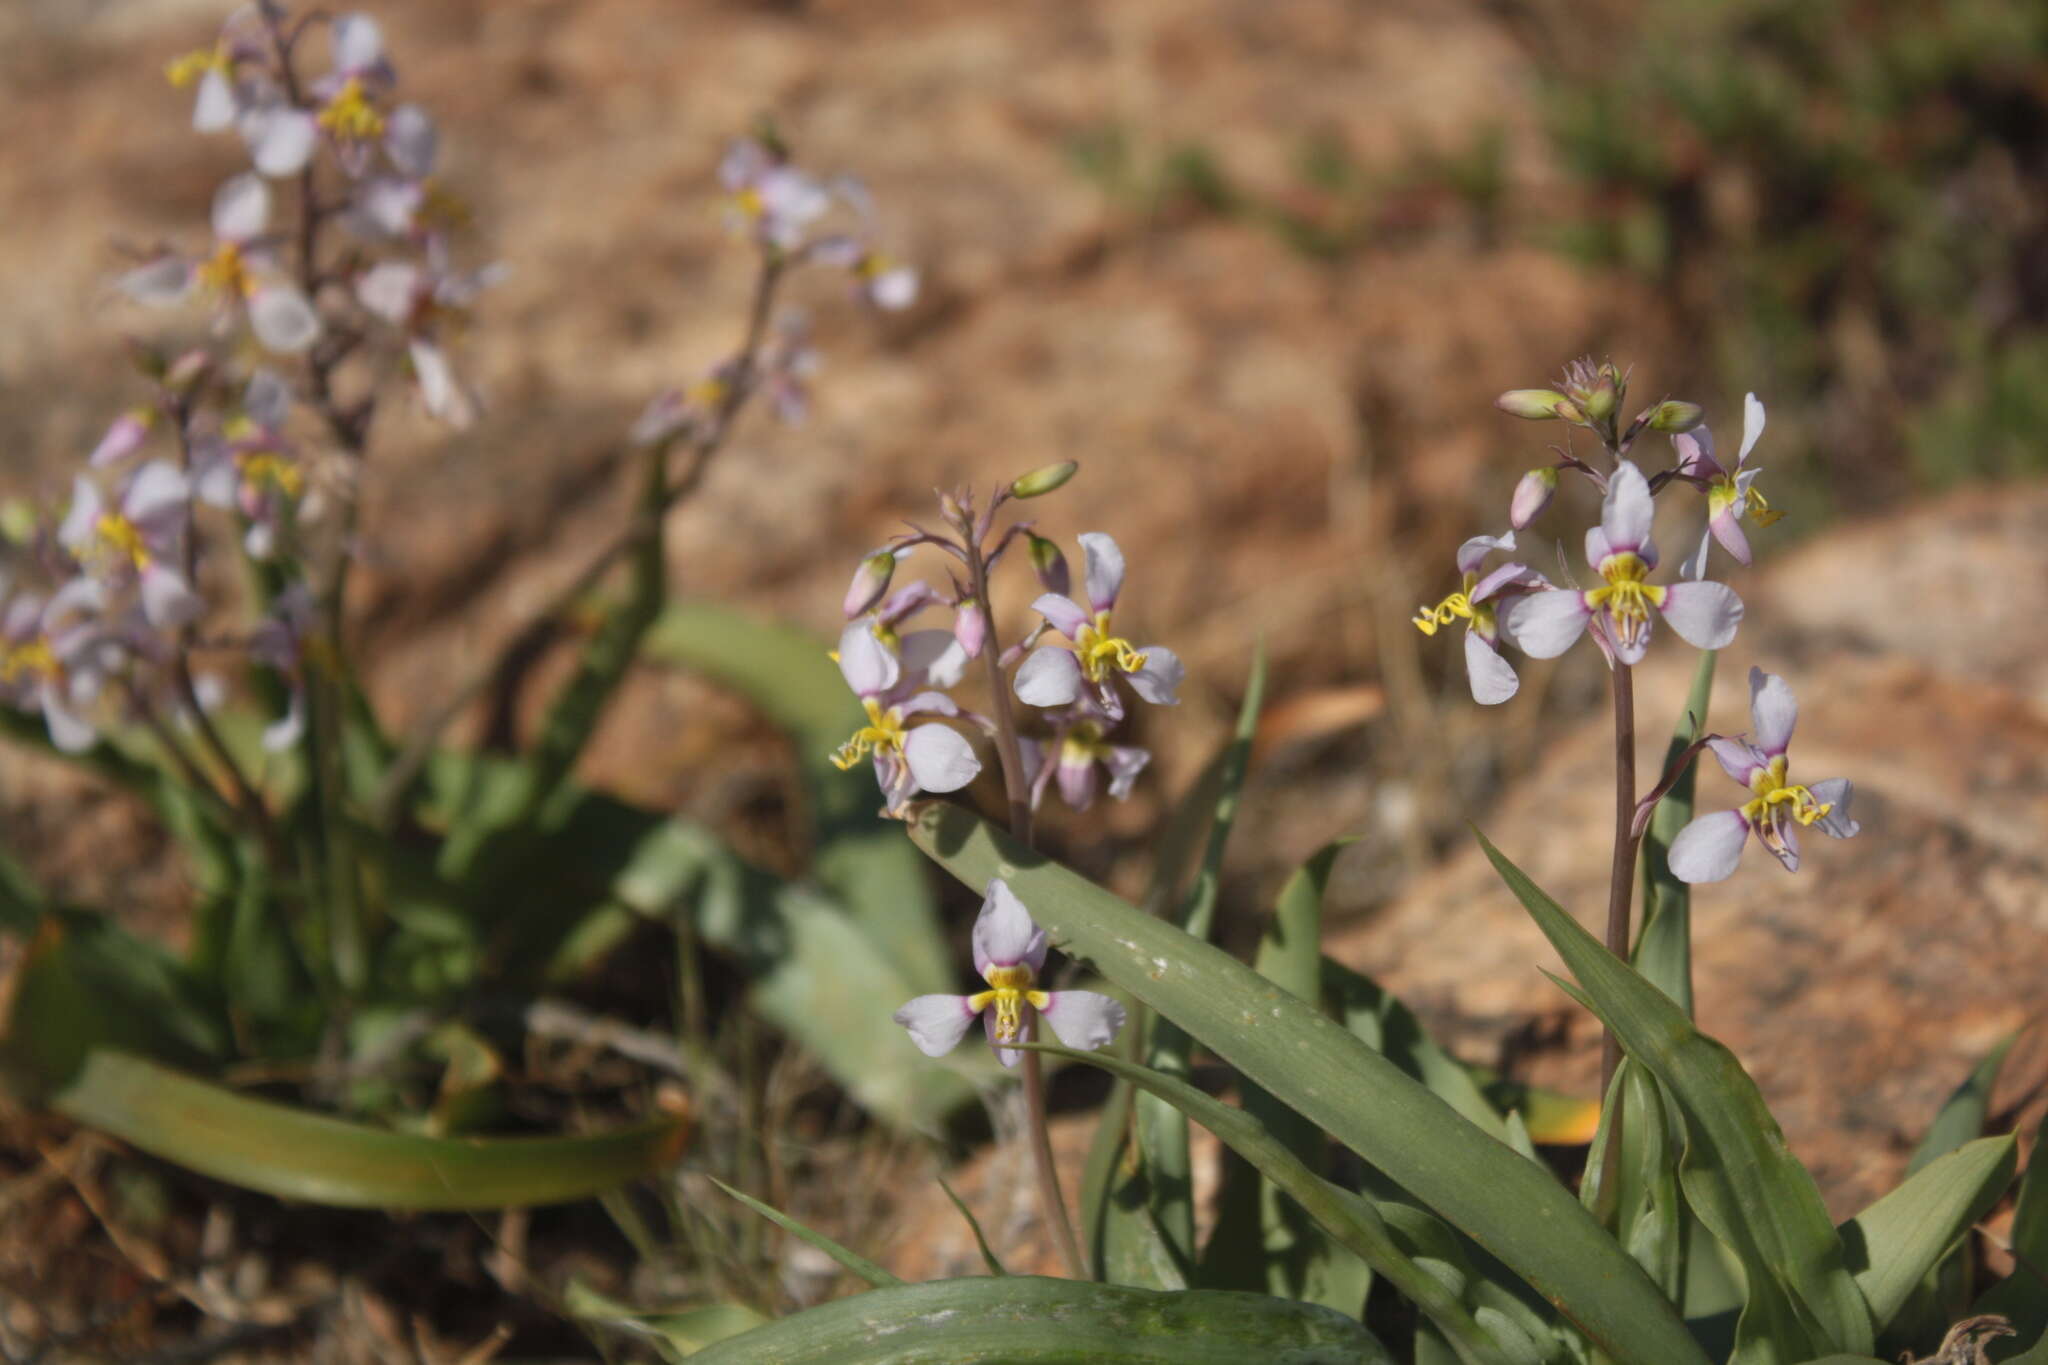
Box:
[0,638,58,686]
[1415,571,1487,636]
[1073,611,1146,684]
[92,514,152,570]
[165,46,226,89]
[732,188,766,221]
[968,963,1050,1045]
[238,452,304,497]
[1740,755,1832,833]
[1710,474,1786,530]
[1583,551,1666,651]
[688,375,731,410]
[318,77,385,141]
[198,242,253,298]
[830,697,906,771]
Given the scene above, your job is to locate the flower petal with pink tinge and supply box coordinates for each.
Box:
[902,722,979,794]
[1128,646,1184,705]
[248,286,322,353]
[1601,461,1655,555]
[1668,809,1750,883]
[1503,589,1592,659]
[1031,592,1090,640]
[1657,581,1742,650]
[835,620,898,697]
[1807,778,1860,839]
[1015,645,1082,707]
[1078,532,1126,613]
[1746,667,1797,755]
[1463,629,1519,705]
[973,879,1047,977]
[1040,992,1127,1051]
[893,994,977,1058]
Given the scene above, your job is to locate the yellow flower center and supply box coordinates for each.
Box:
[165,46,227,89]
[967,963,1050,1045]
[830,697,906,770]
[1709,474,1786,529]
[1074,612,1147,684]
[733,188,765,221]
[0,638,58,685]
[238,451,304,497]
[93,514,152,570]
[1060,720,1109,766]
[318,77,385,141]
[198,242,253,298]
[1414,571,1497,636]
[688,375,731,409]
[1583,551,1666,651]
[1740,755,1831,845]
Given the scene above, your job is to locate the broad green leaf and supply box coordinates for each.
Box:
[1973,1109,2048,1359]
[687,1277,1394,1365]
[1837,1135,2016,1331]
[909,806,1710,1365]
[1141,645,1265,1272]
[1634,648,1714,1016]
[563,1280,767,1362]
[708,1176,899,1288]
[1031,1043,1520,1365]
[1205,839,1373,1313]
[645,601,949,994]
[1322,958,1509,1144]
[1910,1035,2016,1175]
[1480,833,1874,1360]
[47,1049,686,1209]
[1373,1200,1571,1365]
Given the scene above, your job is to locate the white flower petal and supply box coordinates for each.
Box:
[893,995,978,1058]
[124,460,190,523]
[1455,531,1514,577]
[410,337,478,428]
[384,103,437,178]
[1601,461,1654,555]
[902,722,980,794]
[1807,777,1860,840]
[1014,646,1081,708]
[1502,589,1591,659]
[1102,745,1149,801]
[58,476,102,551]
[355,260,420,324]
[1127,645,1184,705]
[835,620,898,697]
[193,67,238,131]
[248,285,322,353]
[1747,667,1797,756]
[140,565,204,629]
[262,689,306,752]
[1031,593,1091,640]
[40,682,97,753]
[1463,628,1520,705]
[868,265,918,311]
[1039,991,1127,1052]
[247,107,318,177]
[212,172,271,240]
[1667,809,1750,884]
[332,14,385,73]
[117,256,195,307]
[1078,532,1126,613]
[973,879,1047,977]
[1736,392,1766,467]
[1657,581,1742,651]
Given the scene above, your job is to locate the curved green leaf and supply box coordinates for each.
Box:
[47,1049,687,1210]
[1028,1042,1521,1365]
[1634,648,1715,1016]
[709,1176,899,1288]
[689,1276,1393,1364]
[909,805,1709,1365]
[564,1281,767,1362]
[1838,1135,2016,1331]
[1481,832,1874,1360]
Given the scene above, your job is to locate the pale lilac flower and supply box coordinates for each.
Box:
[1015,533,1183,721]
[1020,704,1149,813]
[90,408,157,468]
[1504,461,1743,667]
[1675,393,1779,577]
[164,11,269,135]
[355,242,499,427]
[58,463,203,629]
[810,234,920,311]
[893,880,1126,1068]
[760,311,819,425]
[720,137,830,252]
[194,369,304,559]
[1412,531,1549,705]
[248,581,317,751]
[0,578,110,753]
[1668,668,1859,882]
[116,174,321,354]
[830,620,980,816]
[344,105,441,238]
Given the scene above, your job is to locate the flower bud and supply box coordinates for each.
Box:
[1010,460,1079,499]
[164,348,213,395]
[843,549,897,619]
[1495,389,1570,421]
[1584,372,1619,423]
[90,409,155,468]
[1027,532,1070,597]
[953,597,988,659]
[938,488,969,530]
[1509,466,1558,530]
[0,499,35,545]
[1645,400,1704,432]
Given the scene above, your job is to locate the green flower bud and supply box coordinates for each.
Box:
[1010,460,1079,499]
[1584,372,1619,423]
[1027,532,1070,597]
[0,499,35,545]
[1495,389,1570,421]
[1646,400,1705,432]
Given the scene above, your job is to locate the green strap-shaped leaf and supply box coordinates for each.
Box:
[1971,1109,2048,1359]
[1479,832,1875,1360]
[1911,1034,2017,1176]
[688,1276,1394,1364]
[1836,1135,2016,1331]
[644,601,950,995]
[1030,1043,1519,1365]
[563,1280,768,1363]
[47,1050,686,1210]
[1322,957,1510,1144]
[909,806,1709,1365]
[1634,648,1715,1016]
[1141,646,1265,1273]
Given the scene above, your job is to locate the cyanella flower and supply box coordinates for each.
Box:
[1504,461,1743,667]
[1020,704,1150,813]
[58,463,203,629]
[830,621,980,815]
[1412,531,1548,705]
[719,137,830,252]
[1014,533,1183,721]
[1675,392,1778,574]
[0,578,109,753]
[355,241,499,427]
[193,369,305,558]
[116,174,321,354]
[893,880,1126,1067]
[1667,668,1859,883]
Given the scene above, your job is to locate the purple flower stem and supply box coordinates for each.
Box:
[965,526,1087,1281]
[1592,658,1641,1222]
